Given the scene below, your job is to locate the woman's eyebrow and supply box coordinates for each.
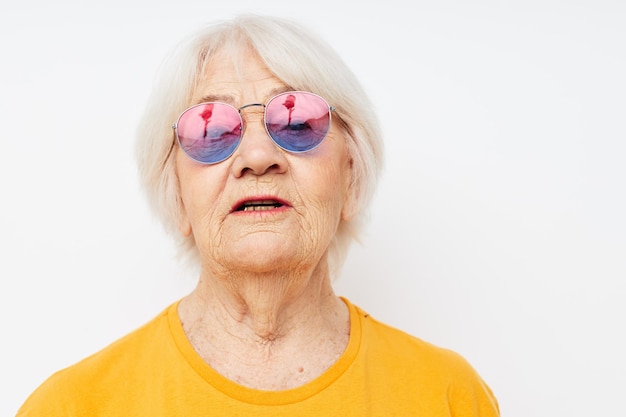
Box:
[194,94,235,105]
[194,86,294,107]
[266,85,294,98]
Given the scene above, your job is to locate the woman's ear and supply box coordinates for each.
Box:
[341,156,358,222]
[176,175,193,237]
[173,155,193,238]
[178,212,193,237]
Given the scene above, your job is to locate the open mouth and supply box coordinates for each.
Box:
[234,199,285,212]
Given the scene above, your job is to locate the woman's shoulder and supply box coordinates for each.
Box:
[65,302,176,373]
[16,302,178,416]
[345,299,500,415]
[347,298,489,379]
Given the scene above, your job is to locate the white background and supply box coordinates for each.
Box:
[1,1,625,415]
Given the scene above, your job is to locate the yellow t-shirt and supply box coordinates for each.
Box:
[17,298,500,416]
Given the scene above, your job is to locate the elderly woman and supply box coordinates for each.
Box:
[17,14,499,416]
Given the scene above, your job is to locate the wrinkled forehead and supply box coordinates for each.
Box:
[197,39,259,84]
[192,46,288,106]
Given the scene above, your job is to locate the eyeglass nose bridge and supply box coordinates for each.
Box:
[237,102,268,135]
[238,102,266,113]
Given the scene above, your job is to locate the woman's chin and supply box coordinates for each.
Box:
[217,235,315,274]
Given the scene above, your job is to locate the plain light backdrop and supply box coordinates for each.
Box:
[1,1,625,416]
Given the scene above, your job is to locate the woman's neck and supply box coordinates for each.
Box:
[177,263,350,390]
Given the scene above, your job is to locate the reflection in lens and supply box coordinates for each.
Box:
[199,103,214,138]
[282,94,296,127]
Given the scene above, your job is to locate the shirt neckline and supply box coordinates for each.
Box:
[166,296,362,405]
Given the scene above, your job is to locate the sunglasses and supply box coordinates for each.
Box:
[172,91,335,164]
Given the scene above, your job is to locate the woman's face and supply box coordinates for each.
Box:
[175,50,355,274]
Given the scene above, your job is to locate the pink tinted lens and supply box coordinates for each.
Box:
[176,102,242,164]
[265,92,331,152]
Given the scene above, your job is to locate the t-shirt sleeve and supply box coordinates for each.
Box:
[16,372,72,417]
[445,357,501,416]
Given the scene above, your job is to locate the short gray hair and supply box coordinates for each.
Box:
[135,14,383,276]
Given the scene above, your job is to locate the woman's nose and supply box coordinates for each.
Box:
[230,109,288,177]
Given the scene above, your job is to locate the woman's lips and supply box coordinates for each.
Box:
[237,200,283,212]
[231,197,291,213]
